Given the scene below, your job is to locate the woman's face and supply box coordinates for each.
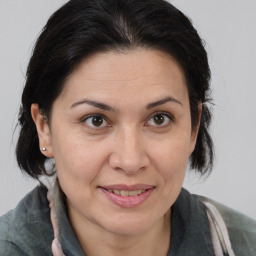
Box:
[36,49,199,236]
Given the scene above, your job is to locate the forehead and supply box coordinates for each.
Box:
[59,49,188,106]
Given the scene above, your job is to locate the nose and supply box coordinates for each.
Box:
[109,127,149,174]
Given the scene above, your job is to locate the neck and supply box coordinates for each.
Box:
[68,208,171,256]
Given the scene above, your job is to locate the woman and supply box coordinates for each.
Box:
[0,0,255,255]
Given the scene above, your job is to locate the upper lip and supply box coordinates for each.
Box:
[99,184,155,191]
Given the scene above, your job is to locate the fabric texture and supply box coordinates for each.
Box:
[204,201,235,256]
[202,196,256,256]
[0,182,255,255]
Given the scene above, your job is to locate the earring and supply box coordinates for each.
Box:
[42,147,47,151]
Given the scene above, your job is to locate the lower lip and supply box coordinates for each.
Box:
[100,188,154,208]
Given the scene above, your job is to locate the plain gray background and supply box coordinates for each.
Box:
[0,0,255,219]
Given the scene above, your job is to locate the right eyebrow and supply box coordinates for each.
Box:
[70,98,115,112]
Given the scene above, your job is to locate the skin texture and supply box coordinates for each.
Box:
[31,49,201,256]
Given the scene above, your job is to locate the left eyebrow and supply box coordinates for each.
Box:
[146,96,183,109]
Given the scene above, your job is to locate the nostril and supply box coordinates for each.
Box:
[108,151,149,174]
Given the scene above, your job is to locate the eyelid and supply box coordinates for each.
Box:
[145,111,174,127]
[79,112,174,129]
[80,114,111,129]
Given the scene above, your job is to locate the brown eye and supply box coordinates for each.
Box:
[154,114,165,125]
[84,115,107,128]
[92,116,104,126]
[148,113,171,127]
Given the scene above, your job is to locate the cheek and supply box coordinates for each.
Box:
[145,136,191,219]
[151,135,191,172]
[53,140,108,217]
[149,133,191,194]
[51,130,109,193]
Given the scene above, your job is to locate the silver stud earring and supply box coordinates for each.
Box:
[42,147,47,151]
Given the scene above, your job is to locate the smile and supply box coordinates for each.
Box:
[105,189,146,196]
[99,185,155,208]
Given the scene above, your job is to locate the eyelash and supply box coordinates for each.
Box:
[146,112,174,128]
[80,112,174,130]
[80,114,110,129]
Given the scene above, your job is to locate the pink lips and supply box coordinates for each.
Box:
[99,184,155,208]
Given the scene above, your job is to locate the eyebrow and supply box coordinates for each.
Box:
[70,99,115,111]
[70,96,182,111]
[146,96,182,109]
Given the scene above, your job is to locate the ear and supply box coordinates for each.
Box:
[189,102,202,154]
[31,104,54,158]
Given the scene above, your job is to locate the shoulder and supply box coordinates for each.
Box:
[198,196,256,256]
[0,185,53,255]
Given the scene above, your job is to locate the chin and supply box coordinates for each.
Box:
[107,223,151,236]
[100,212,163,236]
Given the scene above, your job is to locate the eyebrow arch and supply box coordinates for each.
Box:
[70,98,115,112]
[146,96,182,109]
[70,96,182,111]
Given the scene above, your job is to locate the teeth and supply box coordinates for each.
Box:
[128,190,138,196]
[120,190,129,196]
[114,190,120,195]
[107,189,146,196]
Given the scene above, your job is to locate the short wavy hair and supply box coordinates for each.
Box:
[16,0,214,179]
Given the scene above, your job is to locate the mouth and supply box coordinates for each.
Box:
[102,188,149,196]
[98,184,155,208]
